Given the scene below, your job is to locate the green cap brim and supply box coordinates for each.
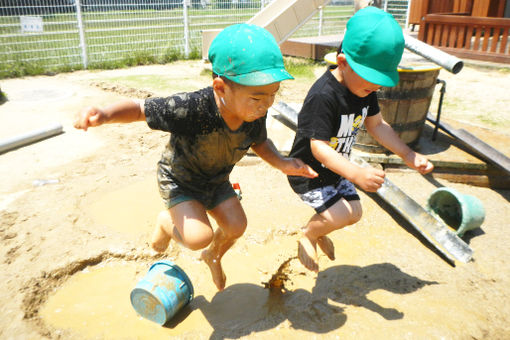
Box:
[225,68,294,86]
[345,52,399,87]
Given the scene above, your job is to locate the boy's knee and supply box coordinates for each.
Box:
[349,203,363,225]
[227,221,247,239]
[186,232,214,251]
[157,210,213,250]
[157,210,172,228]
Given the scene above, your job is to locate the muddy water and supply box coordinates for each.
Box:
[89,178,164,236]
[39,261,214,339]
[39,167,490,339]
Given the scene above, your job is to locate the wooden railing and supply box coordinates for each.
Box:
[418,13,510,63]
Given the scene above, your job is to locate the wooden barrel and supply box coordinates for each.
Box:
[354,63,441,153]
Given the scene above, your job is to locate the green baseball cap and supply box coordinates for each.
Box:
[208,23,294,86]
[342,7,404,87]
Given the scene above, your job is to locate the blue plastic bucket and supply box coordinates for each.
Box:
[130,260,194,325]
[426,187,485,237]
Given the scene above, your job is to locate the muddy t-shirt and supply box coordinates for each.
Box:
[288,66,379,194]
[144,86,267,192]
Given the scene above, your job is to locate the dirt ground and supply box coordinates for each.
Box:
[1,59,510,340]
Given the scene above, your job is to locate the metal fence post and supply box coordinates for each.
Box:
[183,0,190,58]
[75,0,88,69]
[405,0,411,29]
[318,6,323,36]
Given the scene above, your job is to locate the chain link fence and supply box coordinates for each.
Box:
[0,0,409,78]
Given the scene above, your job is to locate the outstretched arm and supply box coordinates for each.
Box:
[73,99,146,131]
[310,139,385,192]
[365,113,434,174]
[251,139,318,178]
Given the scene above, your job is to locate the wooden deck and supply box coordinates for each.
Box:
[418,13,510,63]
[280,35,340,60]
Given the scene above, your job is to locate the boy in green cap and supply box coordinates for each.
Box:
[287,7,434,272]
[74,23,317,290]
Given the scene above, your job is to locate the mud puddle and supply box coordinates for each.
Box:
[39,260,198,339]
[89,178,163,237]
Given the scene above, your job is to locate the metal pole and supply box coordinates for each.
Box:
[75,0,87,69]
[383,0,388,12]
[318,7,323,36]
[432,79,446,141]
[183,0,190,58]
[0,123,63,154]
[404,34,464,74]
[405,0,411,29]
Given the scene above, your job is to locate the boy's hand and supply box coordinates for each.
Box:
[353,167,385,192]
[74,106,105,131]
[403,151,434,175]
[281,158,318,178]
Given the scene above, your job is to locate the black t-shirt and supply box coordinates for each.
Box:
[288,66,379,194]
[144,86,267,192]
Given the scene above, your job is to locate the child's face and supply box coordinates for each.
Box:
[224,82,280,122]
[335,54,381,98]
[342,64,381,98]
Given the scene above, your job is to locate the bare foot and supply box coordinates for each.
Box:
[150,224,171,253]
[297,237,319,272]
[200,249,226,291]
[317,235,335,260]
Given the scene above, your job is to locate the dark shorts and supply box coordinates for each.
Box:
[159,177,236,210]
[299,177,360,213]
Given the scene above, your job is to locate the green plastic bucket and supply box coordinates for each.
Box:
[426,187,485,237]
[130,260,194,325]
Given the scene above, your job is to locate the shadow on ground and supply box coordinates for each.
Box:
[167,263,437,339]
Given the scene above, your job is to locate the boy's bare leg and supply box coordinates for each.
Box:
[297,234,334,272]
[150,210,174,252]
[298,199,362,272]
[298,236,319,272]
[201,196,247,291]
[317,235,335,260]
[151,201,213,253]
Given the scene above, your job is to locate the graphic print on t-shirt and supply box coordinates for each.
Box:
[329,106,369,157]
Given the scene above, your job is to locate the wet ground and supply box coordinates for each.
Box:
[1,60,510,339]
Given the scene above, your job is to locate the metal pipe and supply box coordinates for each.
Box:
[0,123,63,154]
[182,0,190,58]
[404,34,464,74]
[432,79,446,141]
[75,0,87,69]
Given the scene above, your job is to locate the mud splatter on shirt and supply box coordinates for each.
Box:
[145,86,267,193]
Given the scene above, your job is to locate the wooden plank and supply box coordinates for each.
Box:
[442,24,450,46]
[456,25,466,48]
[499,27,508,54]
[472,0,490,17]
[464,25,474,49]
[424,14,510,26]
[474,26,483,50]
[496,0,505,17]
[482,26,490,51]
[449,25,458,47]
[418,13,510,63]
[409,0,428,25]
[438,46,510,62]
[434,24,443,45]
[426,23,435,44]
[490,27,499,52]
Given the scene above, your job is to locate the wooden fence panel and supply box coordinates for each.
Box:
[419,13,510,63]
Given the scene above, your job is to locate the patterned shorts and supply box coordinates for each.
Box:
[299,177,360,213]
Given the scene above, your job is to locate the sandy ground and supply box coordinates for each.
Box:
[1,60,510,340]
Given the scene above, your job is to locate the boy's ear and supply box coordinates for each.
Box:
[212,77,226,96]
[336,53,348,69]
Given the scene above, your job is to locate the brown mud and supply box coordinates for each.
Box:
[1,60,510,339]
